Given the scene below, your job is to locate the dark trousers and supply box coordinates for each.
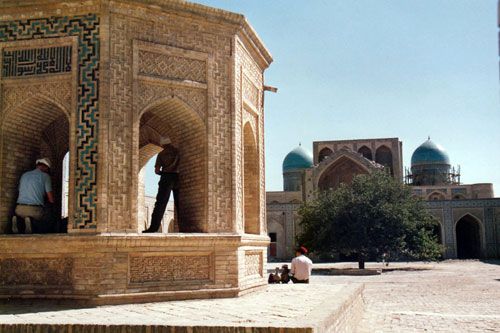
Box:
[291,277,309,284]
[149,173,179,232]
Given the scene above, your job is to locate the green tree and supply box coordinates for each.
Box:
[298,171,443,269]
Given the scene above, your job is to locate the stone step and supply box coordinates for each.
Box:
[0,283,365,332]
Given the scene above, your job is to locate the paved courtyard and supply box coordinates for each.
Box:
[313,259,500,332]
[1,260,499,332]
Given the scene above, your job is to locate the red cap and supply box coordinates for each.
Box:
[300,246,308,254]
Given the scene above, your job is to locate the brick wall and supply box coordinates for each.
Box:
[0,234,267,302]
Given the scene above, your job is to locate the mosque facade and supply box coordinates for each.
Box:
[267,138,500,261]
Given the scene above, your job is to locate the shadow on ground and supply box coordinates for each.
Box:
[0,299,94,315]
[481,259,500,267]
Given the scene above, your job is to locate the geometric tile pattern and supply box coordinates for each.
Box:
[426,188,447,195]
[138,50,206,83]
[235,40,264,233]
[451,188,467,195]
[0,14,100,229]
[242,75,259,108]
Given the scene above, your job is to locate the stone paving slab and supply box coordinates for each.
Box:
[0,282,364,332]
[2,260,496,332]
[312,260,500,332]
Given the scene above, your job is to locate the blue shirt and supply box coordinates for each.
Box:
[17,168,52,206]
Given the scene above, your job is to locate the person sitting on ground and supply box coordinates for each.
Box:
[290,246,313,284]
[12,158,54,234]
[281,264,290,284]
[268,271,275,284]
[272,267,281,283]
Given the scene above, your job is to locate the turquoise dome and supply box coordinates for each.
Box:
[411,139,450,166]
[282,146,313,172]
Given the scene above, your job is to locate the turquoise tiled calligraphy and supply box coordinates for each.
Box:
[0,14,100,229]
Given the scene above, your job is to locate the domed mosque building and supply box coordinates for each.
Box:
[410,138,454,186]
[282,144,314,192]
[267,137,500,261]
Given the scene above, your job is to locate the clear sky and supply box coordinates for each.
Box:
[145,1,500,196]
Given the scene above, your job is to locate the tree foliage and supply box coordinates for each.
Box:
[298,171,443,268]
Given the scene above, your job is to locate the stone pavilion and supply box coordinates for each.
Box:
[0,0,272,304]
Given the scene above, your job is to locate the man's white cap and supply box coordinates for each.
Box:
[36,158,51,168]
[159,137,172,146]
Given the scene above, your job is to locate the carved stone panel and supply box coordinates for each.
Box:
[245,251,262,277]
[0,257,73,286]
[129,253,212,284]
[138,50,206,83]
[242,75,259,110]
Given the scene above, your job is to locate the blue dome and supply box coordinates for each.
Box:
[411,139,450,166]
[282,146,313,172]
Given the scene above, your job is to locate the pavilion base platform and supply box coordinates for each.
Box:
[0,233,269,305]
[0,283,365,332]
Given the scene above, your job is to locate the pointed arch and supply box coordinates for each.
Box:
[136,96,207,233]
[1,93,71,123]
[318,147,333,163]
[0,95,70,232]
[243,122,260,234]
[317,155,370,191]
[455,214,484,259]
[431,219,444,246]
[358,146,373,160]
[375,145,393,175]
[428,191,445,200]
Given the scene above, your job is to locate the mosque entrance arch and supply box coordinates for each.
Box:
[137,97,207,233]
[317,156,369,191]
[455,214,482,259]
[0,95,70,233]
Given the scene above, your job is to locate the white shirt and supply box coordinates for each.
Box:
[290,255,313,280]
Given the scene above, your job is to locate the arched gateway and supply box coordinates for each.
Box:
[0,0,272,304]
[456,215,482,259]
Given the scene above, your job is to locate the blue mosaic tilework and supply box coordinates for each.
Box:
[0,15,100,229]
[425,198,500,258]
[451,188,467,195]
[2,45,72,77]
[426,188,447,195]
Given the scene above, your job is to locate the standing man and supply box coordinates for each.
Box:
[290,246,313,283]
[143,137,179,233]
[12,158,54,234]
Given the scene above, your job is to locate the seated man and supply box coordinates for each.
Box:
[290,246,313,283]
[12,158,54,234]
